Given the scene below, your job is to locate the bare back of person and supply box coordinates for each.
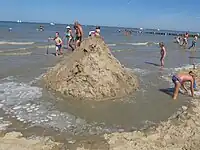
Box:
[172,72,195,100]
[74,21,83,48]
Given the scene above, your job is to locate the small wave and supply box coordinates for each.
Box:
[37,45,55,49]
[129,68,150,76]
[0,52,32,56]
[128,42,149,46]
[108,42,158,47]
[167,64,197,72]
[0,41,34,45]
[107,44,117,47]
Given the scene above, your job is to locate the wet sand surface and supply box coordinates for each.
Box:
[0,42,200,148]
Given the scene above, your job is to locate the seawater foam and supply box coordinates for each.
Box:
[0,82,42,105]
[131,68,150,76]
[0,41,34,45]
[107,42,158,47]
[107,44,116,47]
[0,80,113,135]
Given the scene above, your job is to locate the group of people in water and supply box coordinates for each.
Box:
[49,23,198,100]
[49,21,101,56]
[160,32,199,100]
[175,32,198,49]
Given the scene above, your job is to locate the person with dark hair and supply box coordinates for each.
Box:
[171,71,197,100]
[95,26,101,36]
[89,26,101,37]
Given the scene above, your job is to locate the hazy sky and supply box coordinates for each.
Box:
[0,0,200,31]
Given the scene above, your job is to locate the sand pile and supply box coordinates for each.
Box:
[0,131,62,150]
[43,37,138,100]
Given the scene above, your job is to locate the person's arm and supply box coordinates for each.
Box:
[70,30,74,39]
[59,38,63,45]
[181,83,188,93]
[190,80,194,97]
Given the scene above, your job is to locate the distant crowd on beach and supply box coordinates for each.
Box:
[48,21,101,56]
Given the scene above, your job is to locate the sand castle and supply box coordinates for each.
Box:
[43,37,138,100]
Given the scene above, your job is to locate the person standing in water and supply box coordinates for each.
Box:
[49,32,63,56]
[172,71,196,100]
[89,26,101,37]
[188,35,198,50]
[159,42,166,67]
[74,21,83,48]
[182,32,189,47]
[65,26,74,51]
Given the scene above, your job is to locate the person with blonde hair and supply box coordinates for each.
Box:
[74,21,83,48]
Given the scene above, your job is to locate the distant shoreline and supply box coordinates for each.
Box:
[0,20,199,33]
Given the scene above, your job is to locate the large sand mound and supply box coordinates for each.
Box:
[43,37,138,100]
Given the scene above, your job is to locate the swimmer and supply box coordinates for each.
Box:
[159,42,166,67]
[188,35,198,50]
[49,32,63,56]
[74,21,83,48]
[8,28,12,32]
[65,26,74,51]
[172,71,197,100]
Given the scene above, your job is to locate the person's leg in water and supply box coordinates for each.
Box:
[57,45,62,55]
[75,36,82,48]
[76,39,81,47]
[160,55,165,67]
[188,41,195,49]
[173,81,181,100]
[68,38,74,51]
[55,46,59,56]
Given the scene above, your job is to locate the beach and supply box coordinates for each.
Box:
[0,21,200,149]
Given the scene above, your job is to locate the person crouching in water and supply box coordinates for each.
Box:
[172,71,197,100]
[159,42,166,67]
[49,32,63,56]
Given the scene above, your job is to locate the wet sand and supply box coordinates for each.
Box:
[104,67,200,150]
[0,42,199,149]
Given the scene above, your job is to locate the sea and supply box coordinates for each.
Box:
[0,21,200,140]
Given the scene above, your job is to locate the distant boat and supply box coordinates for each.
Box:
[157,29,160,31]
[50,22,55,26]
[17,20,22,23]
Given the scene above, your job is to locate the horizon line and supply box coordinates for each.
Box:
[0,20,199,33]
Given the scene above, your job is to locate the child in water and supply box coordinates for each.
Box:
[159,42,166,67]
[188,35,198,50]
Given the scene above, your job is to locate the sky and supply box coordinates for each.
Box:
[0,0,200,31]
